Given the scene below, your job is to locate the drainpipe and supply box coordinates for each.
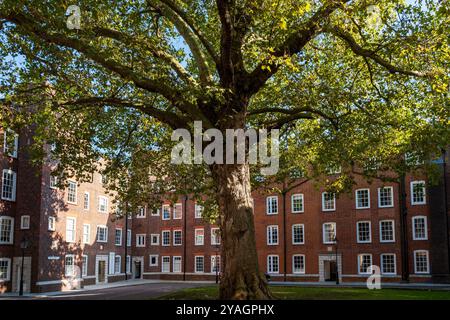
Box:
[183,194,188,281]
[399,173,410,282]
[282,190,287,282]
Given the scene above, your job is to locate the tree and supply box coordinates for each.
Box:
[0,0,448,299]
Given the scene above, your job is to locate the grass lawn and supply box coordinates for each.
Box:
[158,285,450,300]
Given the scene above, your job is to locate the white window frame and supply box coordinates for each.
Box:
[162,205,171,220]
[195,228,205,246]
[115,228,123,246]
[20,215,30,230]
[357,254,373,275]
[411,180,426,205]
[151,208,160,216]
[96,225,108,243]
[114,255,121,274]
[292,254,305,274]
[292,224,305,245]
[412,216,428,240]
[98,196,109,213]
[355,188,370,209]
[211,255,220,273]
[173,256,182,273]
[66,217,76,243]
[380,253,397,275]
[162,230,170,246]
[322,192,336,212]
[136,206,146,218]
[173,229,183,246]
[414,250,430,274]
[48,216,56,231]
[0,258,11,281]
[3,130,19,158]
[195,204,203,219]
[378,186,394,208]
[161,256,171,273]
[149,254,159,267]
[322,222,336,244]
[127,229,132,247]
[379,220,395,243]
[0,216,14,244]
[150,233,160,246]
[1,169,17,201]
[291,194,304,213]
[173,203,182,219]
[67,180,77,204]
[194,256,204,273]
[267,225,279,245]
[83,192,90,210]
[82,255,88,277]
[82,224,90,244]
[49,175,58,189]
[65,254,75,277]
[356,221,372,244]
[136,234,146,247]
[266,196,278,215]
[211,227,221,245]
[267,255,279,274]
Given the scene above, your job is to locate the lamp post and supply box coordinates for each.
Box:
[19,237,29,296]
[334,235,339,285]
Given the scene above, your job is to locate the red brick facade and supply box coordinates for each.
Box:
[1,129,449,293]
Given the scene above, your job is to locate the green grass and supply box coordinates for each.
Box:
[158,285,450,300]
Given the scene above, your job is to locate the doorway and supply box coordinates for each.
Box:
[325,261,337,281]
[132,257,144,279]
[95,255,108,284]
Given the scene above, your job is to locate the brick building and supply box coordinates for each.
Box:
[0,128,449,293]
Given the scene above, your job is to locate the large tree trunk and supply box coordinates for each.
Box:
[211,162,273,299]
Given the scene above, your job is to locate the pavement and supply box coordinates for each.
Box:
[1,279,449,300]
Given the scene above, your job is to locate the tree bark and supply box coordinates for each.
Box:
[211,162,273,299]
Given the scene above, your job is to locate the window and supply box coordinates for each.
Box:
[150,234,160,245]
[66,217,76,243]
[162,205,170,220]
[2,169,17,201]
[211,228,221,245]
[411,181,426,205]
[108,253,115,275]
[195,256,204,273]
[65,255,75,277]
[50,175,58,189]
[326,164,342,175]
[162,230,170,246]
[136,234,146,247]
[357,221,372,243]
[322,223,336,244]
[115,229,122,246]
[0,217,14,244]
[48,217,56,231]
[378,187,393,208]
[162,256,171,272]
[0,258,11,281]
[82,255,88,277]
[355,189,370,209]
[195,204,203,219]
[292,255,305,274]
[266,196,278,214]
[20,215,30,230]
[3,130,18,158]
[127,229,132,247]
[114,255,121,274]
[149,255,159,267]
[291,194,304,213]
[211,255,221,273]
[413,216,428,240]
[173,203,182,219]
[267,225,279,245]
[322,192,336,211]
[100,174,108,185]
[97,225,108,242]
[195,228,204,246]
[381,254,396,275]
[292,224,304,245]
[267,255,279,273]
[379,220,395,243]
[358,254,373,274]
[414,250,429,274]
[126,255,131,273]
[173,256,182,273]
[67,181,77,204]
[151,208,160,216]
[173,230,182,246]
[137,206,146,218]
[82,224,90,244]
[83,192,90,210]
[98,196,108,213]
